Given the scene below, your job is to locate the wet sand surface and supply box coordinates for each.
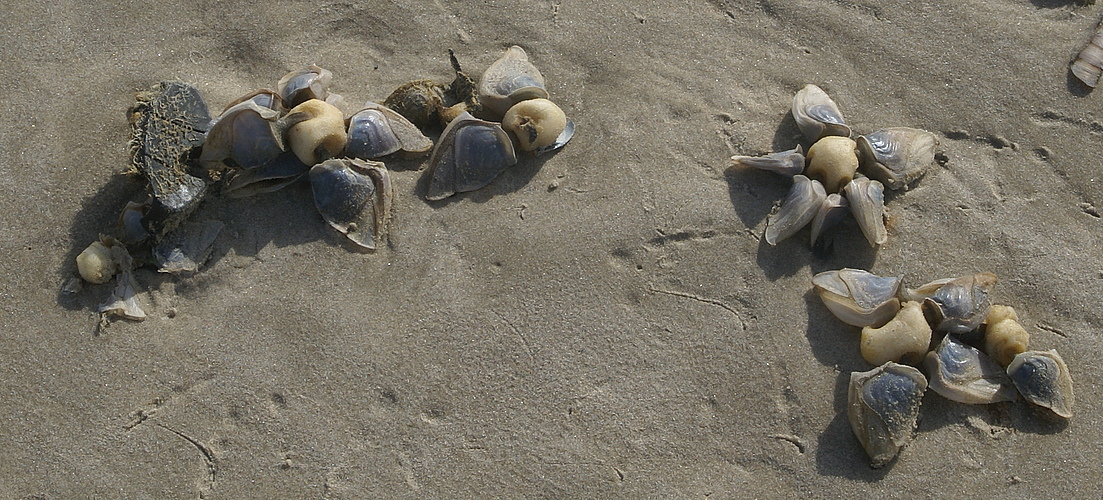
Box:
[1,0,1101,497]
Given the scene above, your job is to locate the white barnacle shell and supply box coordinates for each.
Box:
[809,192,849,247]
[1071,22,1103,88]
[765,175,826,245]
[848,362,927,468]
[843,176,887,247]
[76,239,118,284]
[731,145,805,177]
[924,272,997,334]
[792,84,851,142]
[856,127,938,191]
[860,301,932,367]
[1007,350,1074,418]
[811,268,902,328]
[924,334,1017,404]
[479,45,549,120]
[309,158,393,251]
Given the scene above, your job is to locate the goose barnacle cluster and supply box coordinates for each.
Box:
[73,47,576,321]
[732,84,939,248]
[812,268,1075,468]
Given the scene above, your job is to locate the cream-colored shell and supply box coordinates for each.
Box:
[76,240,117,284]
[806,136,859,194]
[984,305,1030,367]
[284,99,347,166]
[502,99,567,152]
[860,301,932,366]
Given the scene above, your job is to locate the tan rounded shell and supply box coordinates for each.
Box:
[479,46,549,119]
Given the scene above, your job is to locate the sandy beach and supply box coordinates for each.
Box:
[2,0,1101,497]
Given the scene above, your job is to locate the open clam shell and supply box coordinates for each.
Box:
[848,362,927,468]
[277,64,334,108]
[856,127,938,191]
[843,176,887,247]
[812,268,901,328]
[1007,350,1074,418]
[424,111,518,201]
[923,272,997,334]
[731,145,805,177]
[201,100,285,170]
[765,175,826,245]
[345,102,433,160]
[309,159,393,251]
[924,334,1016,404]
[792,84,851,142]
[479,45,549,120]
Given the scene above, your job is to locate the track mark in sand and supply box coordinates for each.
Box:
[398,451,420,491]
[1036,323,1069,338]
[157,423,216,498]
[768,433,806,454]
[648,227,719,247]
[942,130,1019,150]
[492,310,536,366]
[647,285,747,331]
[540,461,625,481]
[124,398,165,430]
[1033,110,1103,135]
[1078,202,1101,218]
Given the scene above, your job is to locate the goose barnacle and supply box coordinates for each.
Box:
[283,99,347,166]
[811,268,901,328]
[309,159,393,251]
[791,84,851,142]
[345,102,433,160]
[478,45,550,120]
[1007,350,1074,418]
[924,272,997,334]
[860,301,932,366]
[848,362,927,468]
[843,176,888,247]
[765,175,826,245]
[924,334,1016,404]
[983,305,1031,367]
[856,127,938,191]
[423,111,518,201]
[730,145,805,177]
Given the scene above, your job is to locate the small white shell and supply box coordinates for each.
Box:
[924,272,997,334]
[792,84,851,142]
[1071,21,1103,88]
[765,175,826,245]
[479,46,549,120]
[812,268,902,328]
[809,192,849,248]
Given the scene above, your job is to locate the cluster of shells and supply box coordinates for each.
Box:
[813,268,1075,468]
[732,84,939,248]
[73,46,572,321]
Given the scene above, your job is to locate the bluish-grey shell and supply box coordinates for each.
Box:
[424,111,517,200]
[345,102,433,160]
[309,158,393,251]
[848,362,927,468]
